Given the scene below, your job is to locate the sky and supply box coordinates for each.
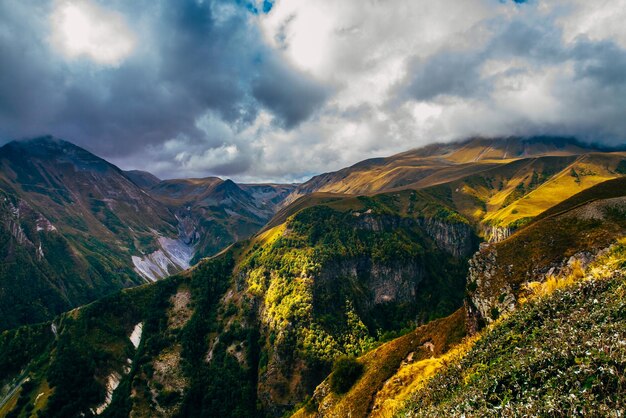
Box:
[1,0,626,182]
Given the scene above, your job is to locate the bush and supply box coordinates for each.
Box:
[330,356,364,394]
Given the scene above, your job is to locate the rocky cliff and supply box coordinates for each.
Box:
[465,182,626,331]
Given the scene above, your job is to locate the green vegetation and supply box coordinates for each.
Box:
[330,357,363,394]
[402,265,626,416]
[241,202,471,377]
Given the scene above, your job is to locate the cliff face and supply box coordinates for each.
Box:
[465,187,626,331]
[244,208,478,414]
[418,217,477,258]
[483,225,513,243]
[467,243,604,330]
[465,244,516,329]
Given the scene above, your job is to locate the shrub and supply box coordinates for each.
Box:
[330,356,364,394]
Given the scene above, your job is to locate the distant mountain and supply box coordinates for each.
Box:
[287,136,626,239]
[0,137,295,330]
[287,136,620,199]
[149,178,297,263]
[0,136,187,330]
[124,170,161,189]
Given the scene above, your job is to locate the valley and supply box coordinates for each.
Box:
[1,136,626,417]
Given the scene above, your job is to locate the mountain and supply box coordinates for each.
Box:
[0,137,295,331]
[288,136,617,200]
[0,185,478,417]
[124,170,161,189]
[296,177,626,417]
[149,178,297,263]
[0,136,187,330]
[2,136,626,417]
[287,137,626,242]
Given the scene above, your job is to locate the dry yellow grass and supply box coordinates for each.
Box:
[370,335,480,418]
[519,238,626,304]
[293,310,466,418]
[485,164,616,226]
[31,380,53,416]
[0,387,20,417]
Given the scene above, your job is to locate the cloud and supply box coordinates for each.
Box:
[252,55,330,128]
[49,0,136,66]
[1,0,626,182]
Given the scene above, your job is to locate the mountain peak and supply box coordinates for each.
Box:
[4,136,80,154]
[124,170,161,189]
[0,136,114,174]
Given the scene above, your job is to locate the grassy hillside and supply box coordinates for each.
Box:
[288,177,626,418]
[285,137,626,245]
[419,152,626,232]
[292,309,467,418]
[288,137,622,202]
[401,241,626,417]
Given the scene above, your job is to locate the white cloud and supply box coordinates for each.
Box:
[554,0,626,49]
[49,0,136,66]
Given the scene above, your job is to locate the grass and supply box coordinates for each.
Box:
[0,387,20,417]
[483,157,618,227]
[400,240,626,417]
[294,309,466,418]
[370,335,480,418]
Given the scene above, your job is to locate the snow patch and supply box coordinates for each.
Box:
[158,237,193,269]
[131,237,194,281]
[36,214,57,232]
[130,322,143,349]
[93,372,121,415]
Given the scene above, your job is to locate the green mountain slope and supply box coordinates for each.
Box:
[0,137,182,330]
[418,152,626,238]
[149,178,296,263]
[0,189,477,417]
[296,177,626,418]
[0,137,296,331]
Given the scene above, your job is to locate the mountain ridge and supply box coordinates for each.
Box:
[0,136,297,330]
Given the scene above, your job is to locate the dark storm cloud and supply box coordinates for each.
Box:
[402,52,487,101]
[252,55,331,129]
[2,0,626,181]
[0,0,329,172]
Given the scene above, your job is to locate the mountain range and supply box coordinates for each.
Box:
[0,136,295,330]
[1,135,626,417]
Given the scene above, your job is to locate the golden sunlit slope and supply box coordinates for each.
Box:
[292,309,467,418]
[421,152,626,231]
[287,137,616,204]
[273,146,626,243]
